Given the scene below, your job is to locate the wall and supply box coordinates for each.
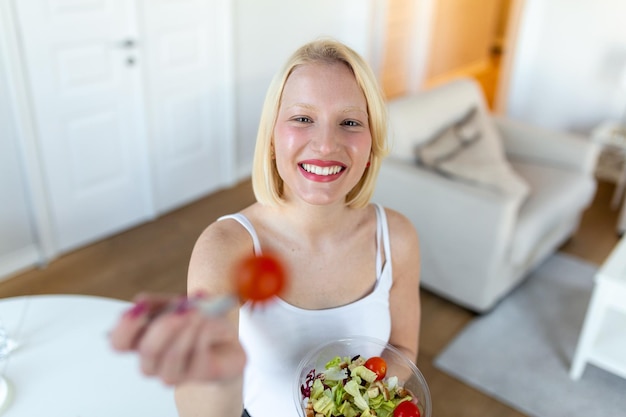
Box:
[233,0,379,179]
[507,0,626,132]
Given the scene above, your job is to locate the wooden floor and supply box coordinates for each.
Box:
[1,178,621,417]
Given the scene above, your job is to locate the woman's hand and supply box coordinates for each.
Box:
[109,293,246,386]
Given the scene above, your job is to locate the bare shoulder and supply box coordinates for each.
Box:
[380,206,420,277]
[187,214,255,294]
[382,207,419,251]
[193,216,253,254]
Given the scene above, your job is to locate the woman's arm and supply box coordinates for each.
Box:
[110,218,252,417]
[386,208,421,362]
[175,219,255,417]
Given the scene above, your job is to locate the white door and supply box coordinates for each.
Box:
[140,0,234,213]
[14,0,154,253]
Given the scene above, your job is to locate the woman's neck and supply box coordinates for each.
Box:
[260,201,369,249]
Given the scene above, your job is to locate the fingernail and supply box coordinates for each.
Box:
[191,290,209,300]
[124,301,148,318]
[174,297,192,315]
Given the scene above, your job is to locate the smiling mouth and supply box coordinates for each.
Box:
[300,163,345,176]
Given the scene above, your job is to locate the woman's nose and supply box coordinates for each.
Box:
[311,125,340,153]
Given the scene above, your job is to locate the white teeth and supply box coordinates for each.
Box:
[301,163,342,176]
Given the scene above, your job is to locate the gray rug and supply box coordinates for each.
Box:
[434,253,626,417]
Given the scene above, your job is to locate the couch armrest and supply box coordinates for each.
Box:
[494,116,600,176]
[373,157,521,310]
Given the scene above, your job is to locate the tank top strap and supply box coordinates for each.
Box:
[373,203,391,278]
[219,207,390,276]
[217,214,263,256]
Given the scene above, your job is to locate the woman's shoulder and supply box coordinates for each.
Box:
[378,205,416,232]
[194,206,259,256]
[198,216,250,248]
[378,205,419,251]
[188,208,259,293]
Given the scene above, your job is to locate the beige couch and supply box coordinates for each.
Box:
[374,78,599,312]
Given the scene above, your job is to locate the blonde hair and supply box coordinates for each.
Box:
[251,38,389,208]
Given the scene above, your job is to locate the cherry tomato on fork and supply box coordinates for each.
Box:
[364,356,387,381]
[234,253,286,304]
[393,400,421,417]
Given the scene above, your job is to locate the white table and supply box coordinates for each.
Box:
[591,121,626,234]
[0,294,177,416]
[570,236,626,380]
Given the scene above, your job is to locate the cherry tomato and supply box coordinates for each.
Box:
[234,253,286,303]
[364,356,387,381]
[393,400,421,417]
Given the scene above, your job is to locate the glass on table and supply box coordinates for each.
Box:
[0,317,17,410]
[0,319,18,360]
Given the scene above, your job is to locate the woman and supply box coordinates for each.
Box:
[110,38,421,417]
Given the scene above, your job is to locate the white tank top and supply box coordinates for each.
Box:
[218,204,393,417]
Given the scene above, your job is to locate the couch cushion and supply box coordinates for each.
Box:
[416,106,481,165]
[415,106,530,201]
[509,160,596,266]
[387,78,491,162]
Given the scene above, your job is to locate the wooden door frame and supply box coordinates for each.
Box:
[493,0,525,115]
[404,0,436,94]
[403,0,524,115]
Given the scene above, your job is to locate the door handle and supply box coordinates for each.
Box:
[120,39,136,49]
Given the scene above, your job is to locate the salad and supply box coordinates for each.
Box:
[299,354,421,417]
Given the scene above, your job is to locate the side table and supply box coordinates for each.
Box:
[570,236,626,380]
[591,121,626,235]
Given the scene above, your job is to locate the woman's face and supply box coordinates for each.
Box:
[273,62,372,207]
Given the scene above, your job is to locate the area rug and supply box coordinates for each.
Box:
[434,253,626,417]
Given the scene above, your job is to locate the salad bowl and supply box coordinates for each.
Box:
[293,336,431,417]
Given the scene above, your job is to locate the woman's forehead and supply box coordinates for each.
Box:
[280,62,367,111]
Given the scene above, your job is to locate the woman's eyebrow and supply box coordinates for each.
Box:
[285,103,316,111]
[341,106,368,116]
[287,103,367,113]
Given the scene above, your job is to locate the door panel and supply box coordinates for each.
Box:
[423,0,508,109]
[141,0,232,213]
[56,43,113,90]
[15,0,153,252]
[67,111,126,192]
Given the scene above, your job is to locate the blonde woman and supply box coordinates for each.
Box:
[110,38,421,417]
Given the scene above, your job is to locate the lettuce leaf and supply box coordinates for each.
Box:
[344,380,370,411]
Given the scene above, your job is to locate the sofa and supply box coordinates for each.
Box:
[373,78,599,313]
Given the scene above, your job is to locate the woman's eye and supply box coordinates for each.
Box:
[293,116,312,123]
[342,120,361,127]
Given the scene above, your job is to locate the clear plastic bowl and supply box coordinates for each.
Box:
[293,336,431,417]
